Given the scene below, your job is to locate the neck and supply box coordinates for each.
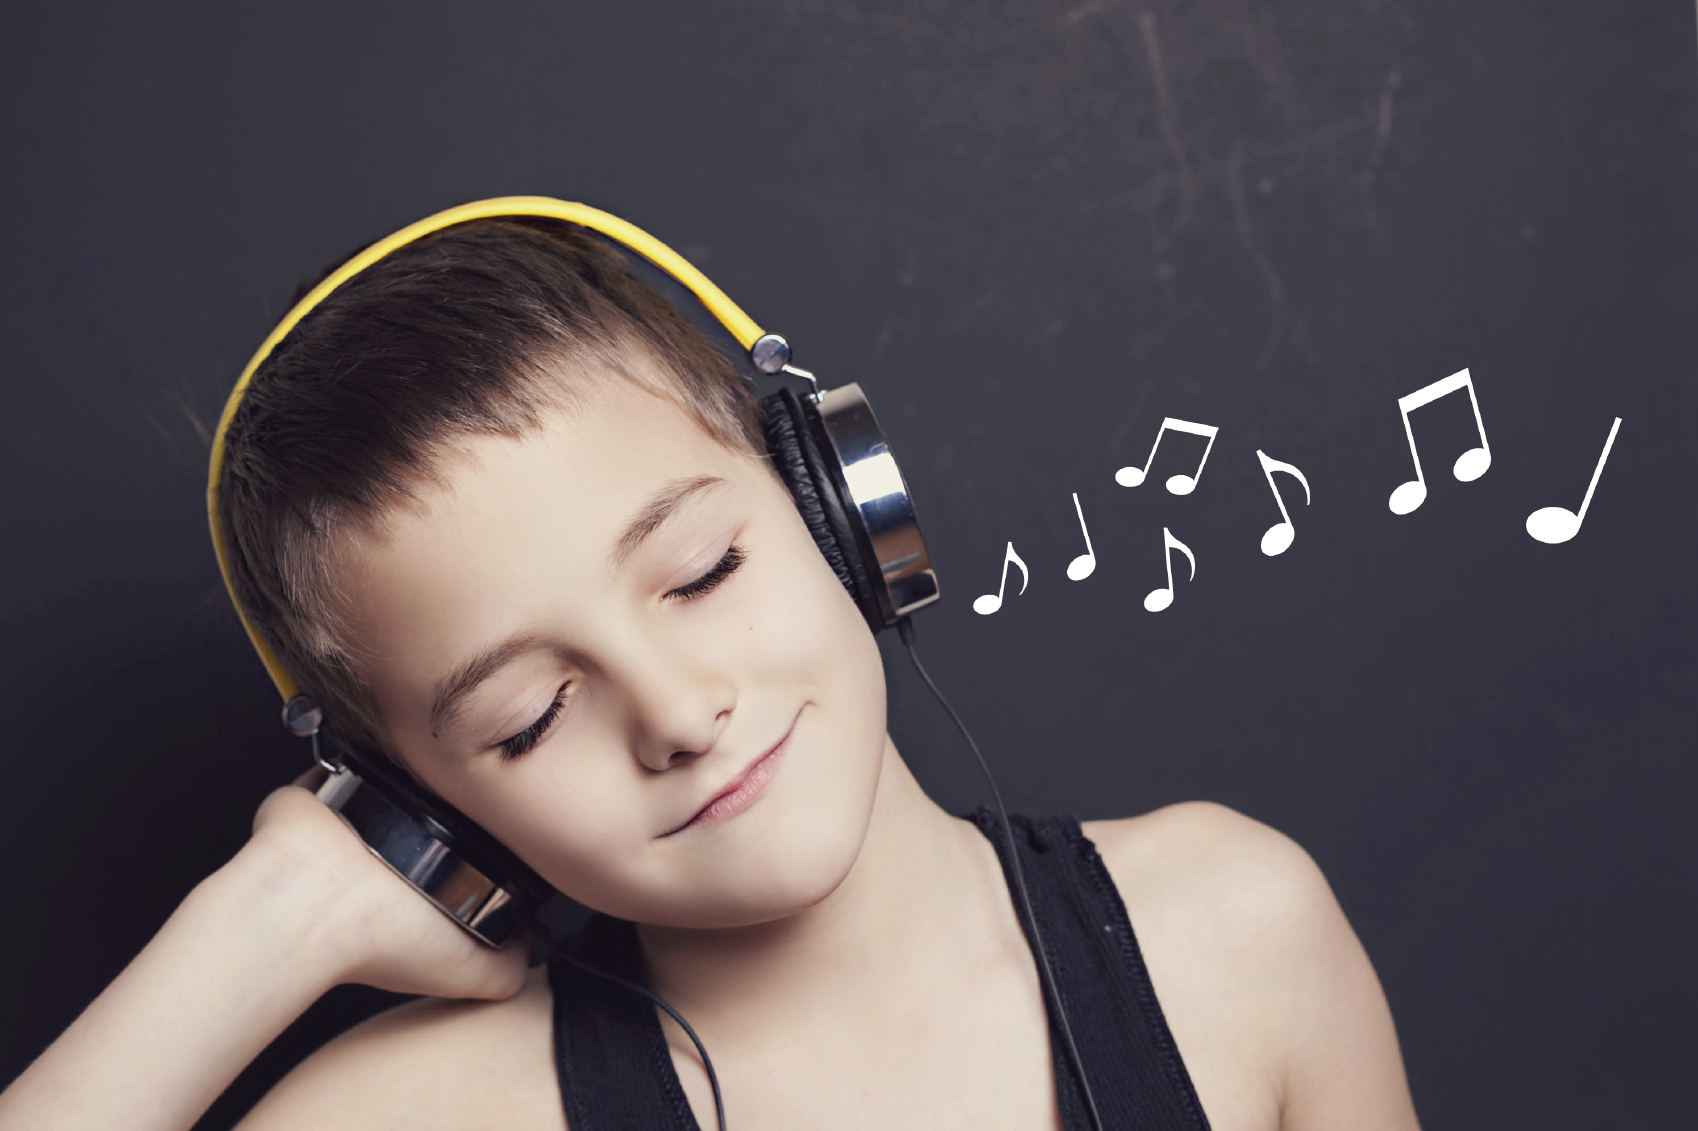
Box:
[636,734,1009,1036]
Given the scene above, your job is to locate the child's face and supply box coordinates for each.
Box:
[333,372,891,928]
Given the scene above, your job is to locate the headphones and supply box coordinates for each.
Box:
[209,197,1102,1131]
[208,196,942,945]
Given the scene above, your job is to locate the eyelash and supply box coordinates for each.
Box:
[495,545,748,761]
[664,543,747,603]
[498,684,568,761]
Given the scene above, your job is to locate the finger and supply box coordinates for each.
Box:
[457,928,536,1001]
[292,763,330,792]
[252,770,330,834]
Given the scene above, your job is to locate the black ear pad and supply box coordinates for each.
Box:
[759,387,885,632]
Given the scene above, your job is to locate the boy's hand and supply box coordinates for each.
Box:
[245,772,531,1003]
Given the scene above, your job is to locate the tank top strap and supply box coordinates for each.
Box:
[966,808,1213,1131]
[547,914,701,1131]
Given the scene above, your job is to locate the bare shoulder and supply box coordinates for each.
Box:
[236,964,565,1131]
[1081,802,1421,1131]
[1082,800,1329,927]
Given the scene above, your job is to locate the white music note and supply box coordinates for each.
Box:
[1388,367,1491,514]
[1066,493,1096,580]
[973,542,1030,615]
[1115,418,1220,495]
[1255,450,1311,557]
[1526,417,1621,544]
[1144,528,1196,612]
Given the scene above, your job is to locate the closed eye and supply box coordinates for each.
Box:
[665,544,747,602]
[497,683,569,761]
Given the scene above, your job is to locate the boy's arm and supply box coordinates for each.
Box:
[0,842,346,1131]
[1274,831,1422,1131]
[0,782,530,1131]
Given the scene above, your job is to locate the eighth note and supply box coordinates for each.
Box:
[1115,417,1220,495]
[1144,527,1196,613]
[1255,450,1311,557]
[1526,417,1622,545]
[1388,367,1491,515]
[973,542,1029,615]
[1067,493,1096,580]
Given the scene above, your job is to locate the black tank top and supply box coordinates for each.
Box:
[548,811,1213,1130]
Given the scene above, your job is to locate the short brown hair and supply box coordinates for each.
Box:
[216,217,765,753]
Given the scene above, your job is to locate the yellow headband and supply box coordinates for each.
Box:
[207,196,768,702]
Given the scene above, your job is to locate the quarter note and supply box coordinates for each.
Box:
[973,542,1030,615]
[1066,493,1096,580]
[1387,367,1491,515]
[1143,527,1196,612]
[1255,450,1311,557]
[1526,417,1622,544]
[1115,417,1220,495]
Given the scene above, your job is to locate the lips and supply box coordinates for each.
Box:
[660,711,799,837]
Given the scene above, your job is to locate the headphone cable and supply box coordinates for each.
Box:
[896,615,1106,1131]
[538,936,730,1131]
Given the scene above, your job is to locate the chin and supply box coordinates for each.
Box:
[732,808,871,925]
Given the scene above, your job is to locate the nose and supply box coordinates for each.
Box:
[614,637,736,773]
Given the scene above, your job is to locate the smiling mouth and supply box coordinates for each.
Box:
[660,710,800,837]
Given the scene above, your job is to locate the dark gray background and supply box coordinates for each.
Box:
[2,1,1693,1127]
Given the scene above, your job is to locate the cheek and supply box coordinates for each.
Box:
[740,485,886,685]
[738,514,893,813]
[466,754,654,907]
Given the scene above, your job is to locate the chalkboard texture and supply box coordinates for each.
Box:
[1,2,1693,1128]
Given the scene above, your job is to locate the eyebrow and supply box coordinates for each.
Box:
[608,474,726,572]
[429,630,551,737]
[427,474,727,737]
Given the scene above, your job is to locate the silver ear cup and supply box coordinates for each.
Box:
[315,769,527,947]
[811,383,941,624]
